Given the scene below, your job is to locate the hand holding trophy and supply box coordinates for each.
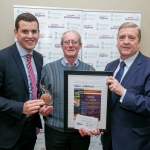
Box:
[40,73,53,106]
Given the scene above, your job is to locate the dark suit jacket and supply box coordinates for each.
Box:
[0,43,43,149]
[101,52,150,150]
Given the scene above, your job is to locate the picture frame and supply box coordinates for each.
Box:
[64,70,113,133]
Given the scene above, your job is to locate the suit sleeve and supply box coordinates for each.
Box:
[0,57,24,120]
[120,70,150,117]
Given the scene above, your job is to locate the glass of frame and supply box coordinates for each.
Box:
[64,70,113,133]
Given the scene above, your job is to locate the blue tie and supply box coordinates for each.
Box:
[112,61,126,104]
[115,61,126,82]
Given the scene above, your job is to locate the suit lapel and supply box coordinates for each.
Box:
[112,52,142,107]
[121,52,142,88]
[11,43,29,90]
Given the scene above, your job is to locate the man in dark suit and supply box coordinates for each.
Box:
[0,13,52,150]
[101,22,150,150]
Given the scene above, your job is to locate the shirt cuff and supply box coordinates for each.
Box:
[120,89,127,103]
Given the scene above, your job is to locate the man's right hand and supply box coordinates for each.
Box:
[23,99,45,115]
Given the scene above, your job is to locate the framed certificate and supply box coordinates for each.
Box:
[64,70,113,133]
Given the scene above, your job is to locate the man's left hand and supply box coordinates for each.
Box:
[39,105,54,116]
[78,128,100,137]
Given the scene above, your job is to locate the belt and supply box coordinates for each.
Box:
[25,115,33,122]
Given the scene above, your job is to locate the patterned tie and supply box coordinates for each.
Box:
[26,54,37,100]
[112,61,126,104]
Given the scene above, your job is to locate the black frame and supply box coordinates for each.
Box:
[64,70,112,133]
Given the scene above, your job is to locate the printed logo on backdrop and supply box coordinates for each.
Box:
[99,24,109,30]
[111,14,123,21]
[35,12,45,17]
[55,32,63,39]
[37,41,52,50]
[42,54,46,58]
[47,11,62,19]
[84,33,97,40]
[101,42,104,49]
[48,52,62,60]
[67,22,80,30]
[16,9,32,15]
[99,34,114,39]
[84,44,99,48]
[110,26,119,30]
[96,23,99,30]
[48,11,51,19]
[64,14,80,19]
[84,24,93,29]
[99,53,108,57]
[84,51,87,59]
[55,44,61,48]
[110,51,120,59]
[101,42,114,50]
[48,52,51,59]
[84,13,87,20]
[84,13,97,20]
[96,61,99,68]
[48,24,65,28]
[40,34,52,39]
[125,16,139,21]
[39,22,47,29]
[99,15,108,20]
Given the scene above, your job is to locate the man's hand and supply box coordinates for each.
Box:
[78,128,91,137]
[106,76,125,96]
[91,128,100,136]
[23,99,45,115]
[39,105,54,116]
[78,128,100,137]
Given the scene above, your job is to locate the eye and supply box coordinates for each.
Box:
[32,30,38,34]
[22,30,28,34]
[118,36,125,40]
[72,41,78,45]
[129,36,135,41]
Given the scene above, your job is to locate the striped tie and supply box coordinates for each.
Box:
[26,54,37,100]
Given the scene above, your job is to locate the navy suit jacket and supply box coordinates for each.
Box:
[101,52,150,150]
[0,43,43,149]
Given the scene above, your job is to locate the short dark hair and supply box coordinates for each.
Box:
[118,22,141,41]
[15,13,39,31]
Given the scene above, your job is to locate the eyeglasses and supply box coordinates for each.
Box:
[63,40,80,46]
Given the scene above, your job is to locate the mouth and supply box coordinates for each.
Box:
[122,47,130,49]
[26,40,34,45]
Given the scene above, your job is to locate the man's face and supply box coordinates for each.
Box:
[61,32,82,59]
[14,20,40,53]
[117,27,140,60]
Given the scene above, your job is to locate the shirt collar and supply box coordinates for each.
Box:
[16,41,33,57]
[61,57,79,67]
[120,51,139,68]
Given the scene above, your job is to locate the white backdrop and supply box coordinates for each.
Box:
[13,5,141,150]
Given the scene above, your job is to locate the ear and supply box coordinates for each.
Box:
[38,30,40,39]
[14,29,17,38]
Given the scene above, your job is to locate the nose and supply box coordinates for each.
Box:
[27,32,33,37]
[123,37,129,43]
[69,41,73,46]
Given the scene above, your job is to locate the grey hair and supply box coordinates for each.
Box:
[60,30,82,45]
[117,22,141,41]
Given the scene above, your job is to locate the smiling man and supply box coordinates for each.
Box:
[101,22,150,150]
[0,13,52,150]
[41,30,100,150]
